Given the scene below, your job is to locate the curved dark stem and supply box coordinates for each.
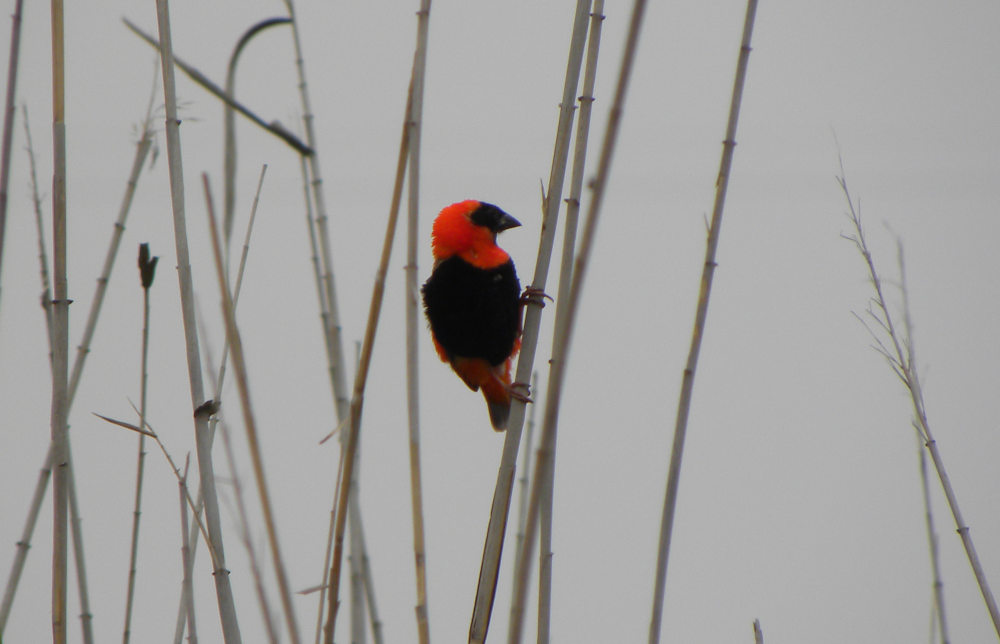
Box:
[224,17,292,245]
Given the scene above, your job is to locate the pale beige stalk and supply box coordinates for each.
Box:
[649,2,758,641]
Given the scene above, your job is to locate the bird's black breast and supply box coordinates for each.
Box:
[422,256,521,366]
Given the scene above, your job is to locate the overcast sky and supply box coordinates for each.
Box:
[2,0,999,642]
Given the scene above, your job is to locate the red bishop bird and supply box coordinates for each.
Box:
[422,200,523,430]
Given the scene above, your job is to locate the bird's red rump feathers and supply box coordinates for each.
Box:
[422,200,523,430]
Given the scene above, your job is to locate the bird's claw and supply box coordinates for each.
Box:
[520,286,553,308]
[510,381,533,404]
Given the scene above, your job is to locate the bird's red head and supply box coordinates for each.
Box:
[431,200,521,269]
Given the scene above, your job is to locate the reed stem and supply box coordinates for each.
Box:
[649,2,758,640]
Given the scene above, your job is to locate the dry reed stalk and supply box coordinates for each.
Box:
[280,0,350,419]
[356,504,384,642]
[536,5,605,640]
[0,446,50,636]
[648,2,758,641]
[506,0,650,639]
[0,0,25,314]
[323,79,414,644]
[23,107,54,349]
[178,457,199,644]
[49,0,70,638]
[122,244,158,644]
[66,457,94,643]
[152,0,242,639]
[404,1,433,641]
[839,170,1000,636]
[216,417,280,644]
[204,174,302,644]
[469,3,592,640]
[916,430,949,644]
[508,371,537,629]
[0,111,51,637]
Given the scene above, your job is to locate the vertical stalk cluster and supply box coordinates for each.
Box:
[505,0,650,639]
[470,2,593,639]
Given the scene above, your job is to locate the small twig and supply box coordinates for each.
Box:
[178,456,199,644]
[839,162,1000,637]
[124,18,312,156]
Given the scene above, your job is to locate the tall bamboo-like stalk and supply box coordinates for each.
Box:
[508,371,536,629]
[404,1,433,642]
[469,3,592,641]
[649,3,758,641]
[122,244,158,644]
[152,0,242,640]
[916,431,949,644]
[281,0,349,419]
[49,0,70,639]
[178,459,198,644]
[536,5,604,640]
[323,80,414,644]
[506,0,648,640]
[0,0,25,315]
[204,175,302,644]
[840,172,1000,637]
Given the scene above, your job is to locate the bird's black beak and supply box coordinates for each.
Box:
[495,213,521,232]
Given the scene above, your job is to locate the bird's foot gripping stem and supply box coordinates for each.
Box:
[519,286,553,309]
[509,381,533,404]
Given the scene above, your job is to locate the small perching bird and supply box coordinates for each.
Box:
[422,200,523,430]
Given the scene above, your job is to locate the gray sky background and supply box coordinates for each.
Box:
[1,0,999,642]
